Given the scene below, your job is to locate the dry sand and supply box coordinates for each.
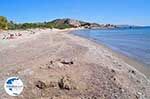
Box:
[0,29,150,99]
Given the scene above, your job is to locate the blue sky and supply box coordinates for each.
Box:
[0,0,150,25]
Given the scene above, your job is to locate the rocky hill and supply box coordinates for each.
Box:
[51,18,117,29]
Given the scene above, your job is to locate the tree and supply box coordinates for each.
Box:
[0,16,74,30]
[8,21,17,30]
[0,16,8,30]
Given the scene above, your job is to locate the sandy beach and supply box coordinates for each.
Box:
[0,29,150,99]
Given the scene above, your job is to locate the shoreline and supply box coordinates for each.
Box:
[70,29,150,79]
[1,28,149,79]
[0,28,149,98]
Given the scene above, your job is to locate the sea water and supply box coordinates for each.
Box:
[72,28,150,67]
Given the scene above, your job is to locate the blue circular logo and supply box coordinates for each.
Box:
[4,77,24,96]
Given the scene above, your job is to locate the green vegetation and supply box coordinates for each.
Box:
[0,16,118,30]
[54,24,72,29]
[0,16,8,30]
[0,16,74,30]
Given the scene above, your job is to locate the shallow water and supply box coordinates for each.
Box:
[72,28,150,67]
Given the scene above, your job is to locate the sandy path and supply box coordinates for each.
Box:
[0,29,149,99]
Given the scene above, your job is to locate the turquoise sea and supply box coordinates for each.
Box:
[72,27,150,67]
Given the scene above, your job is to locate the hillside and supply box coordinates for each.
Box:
[0,16,117,30]
[51,18,117,29]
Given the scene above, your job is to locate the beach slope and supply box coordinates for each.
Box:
[0,29,149,99]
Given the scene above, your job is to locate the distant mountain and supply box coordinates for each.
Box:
[50,18,117,29]
[51,18,81,27]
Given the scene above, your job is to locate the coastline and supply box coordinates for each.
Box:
[70,30,150,79]
[0,29,149,99]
